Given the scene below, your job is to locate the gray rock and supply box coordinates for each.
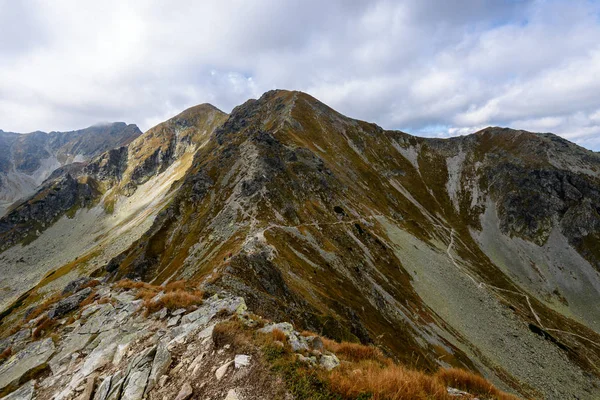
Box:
[289,334,309,352]
[0,338,55,391]
[48,287,92,319]
[258,322,294,335]
[305,335,324,351]
[121,367,150,400]
[146,340,171,393]
[78,375,96,400]
[62,277,92,295]
[174,382,193,400]
[215,360,233,380]
[319,353,340,371]
[79,340,117,377]
[172,308,186,316]
[166,315,181,327]
[234,354,251,368]
[1,380,35,400]
[105,371,125,400]
[92,375,111,400]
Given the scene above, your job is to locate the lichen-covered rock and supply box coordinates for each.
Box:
[1,379,35,400]
[146,340,171,393]
[48,287,92,319]
[0,338,55,391]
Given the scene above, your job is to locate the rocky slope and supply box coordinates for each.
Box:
[1,90,600,399]
[0,123,142,216]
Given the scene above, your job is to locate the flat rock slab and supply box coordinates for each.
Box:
[1,379,35,400]
[0,338,55,391]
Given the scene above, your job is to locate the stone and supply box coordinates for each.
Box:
[305,335,324,351]
[172,308,186,316]
[215,360,233,380]
[174,382,193,400]
[0,338,55,391]
[258,322,294,336]
[92,375,111,400]
[289,334,309,352]
[49,330,93,373]
[234,354,251,368]
[146,340,171,393]
[224,389,240,400]
[77,375,96,400]
[48,288,92,319]
[2,380,35,400]
[121,367,150,400]
[319,353,340,371]
[62,277,92,295]
[105,371,125,400]
[166,315,181,327]
[79,342,117,377]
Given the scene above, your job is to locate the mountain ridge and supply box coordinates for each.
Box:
[1,90,599,399]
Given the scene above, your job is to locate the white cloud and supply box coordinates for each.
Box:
[0,0,599,150]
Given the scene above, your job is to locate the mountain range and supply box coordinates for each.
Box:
[0,90,599,399]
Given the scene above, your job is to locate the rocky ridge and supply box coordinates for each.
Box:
[0,279,515,400]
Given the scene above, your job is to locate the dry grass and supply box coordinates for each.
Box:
[145,289,203,315]
[272,328,287,342]
[212,319,252,351]
[78,291,97,309]
[0,347,12,362]
[300,330,319,337]
[329,361,451,400]
[32,316,57,339]
[24,293,64,323]
[435,368,520,400]
[115,279,160,291]
[80,279,101,289]
[322,338,386,363]
[164,280,186,292]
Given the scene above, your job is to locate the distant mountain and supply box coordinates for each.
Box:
[1,91,599,399]
[0,123,141,215]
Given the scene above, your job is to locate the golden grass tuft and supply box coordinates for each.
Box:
[32,316,57,339]
[212,319,251,350]
[115,279,160,291]
[329,360,451,400]
[271,328,287,342]
[24,293,64,323]
[435,368,520,400]
[322,338,386,363]
[145,289,203,315]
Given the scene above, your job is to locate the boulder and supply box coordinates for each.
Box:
[0,338,55,391]
[62,278,92,295]
[234,354,251,368]
[48,288,92,319]
[121,367,150,400]
[224,389,241,400]
[319,353,340,371]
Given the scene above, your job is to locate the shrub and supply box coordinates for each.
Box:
[164,280,186,292]
[115,279,160,291]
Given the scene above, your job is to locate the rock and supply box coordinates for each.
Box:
[1,380,35,400]
[258,322,294,336]
[105,371,125,400]
[319,353,340,371]
[198,323,215,339]
[172,308,186,316]
[62,277,92,295]
[224,388,241,400]
[121,367,150,400]
[158,374,168,387]
[0,338,55,391]
[0,329,31,354]
[48,287,92,319]
[77,375,96,400]
[146,340,171,393]
[92,375,111,400]
[289,334,309,352]
[174,382,193,400]
[49,329,93,373]
[305,335,324,351]
[187,353,205,373]
[215,360,233,380]
[166,315,181,327]
[79,341,117,377]
[79,304,117,334]
[153,308,168,320]
[234,354,251,368]
[447,387,473,397]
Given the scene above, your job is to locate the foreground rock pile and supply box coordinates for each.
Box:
[0,281,338,400]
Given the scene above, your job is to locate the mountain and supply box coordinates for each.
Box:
[0,123,142,216]
[1,90,600,399]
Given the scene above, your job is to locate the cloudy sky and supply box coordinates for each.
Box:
[1,0,600,150]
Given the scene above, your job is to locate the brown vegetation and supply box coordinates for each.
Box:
[322,338,386,363]
[271,328,287,342]
[212,319,251,350]
[32,316,57,339]
[0,346,12,362]
[435,368,520,400]
[145,289,204,315]
[24,293,63,323]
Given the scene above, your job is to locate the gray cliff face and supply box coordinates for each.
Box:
[0,123,142,216]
